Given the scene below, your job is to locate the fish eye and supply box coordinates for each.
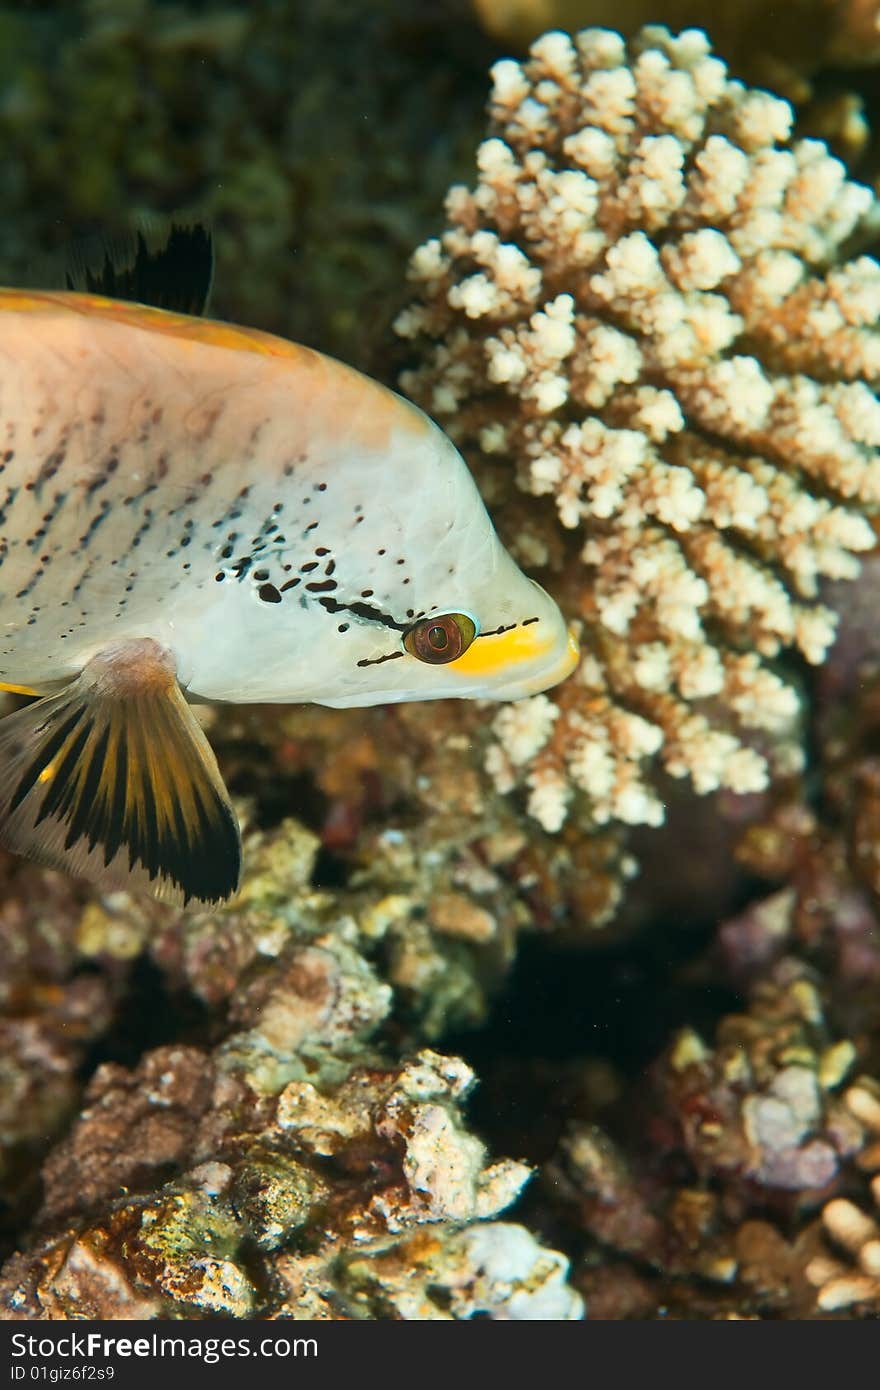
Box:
[403,612,477,665]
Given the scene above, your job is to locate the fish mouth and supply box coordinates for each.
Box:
[451,621,580,701]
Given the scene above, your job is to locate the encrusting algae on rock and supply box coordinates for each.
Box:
[0,800,587,1319]
[396,24,880,837]
[0,1002,583,1318]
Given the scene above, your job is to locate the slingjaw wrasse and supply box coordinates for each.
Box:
[0,230,578,906]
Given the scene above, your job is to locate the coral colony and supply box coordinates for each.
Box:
[397,26,880,835]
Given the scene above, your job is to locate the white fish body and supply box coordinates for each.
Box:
[0,289,577,904]
[0,291,575,705]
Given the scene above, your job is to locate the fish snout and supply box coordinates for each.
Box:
[449,606,579,701]
[487,620,579,700]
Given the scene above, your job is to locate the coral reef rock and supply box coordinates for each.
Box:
[397,25,880,838]
[0,830,583,1322]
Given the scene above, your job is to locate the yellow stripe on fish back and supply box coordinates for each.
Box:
[0,288,316,363]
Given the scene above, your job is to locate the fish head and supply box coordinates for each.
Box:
[173,380,578,707]
[308,415,579,708]
[318,571,578,709]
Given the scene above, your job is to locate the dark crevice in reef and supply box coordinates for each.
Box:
[446,911,745,1168]
[80,956,215,1077]
[223,747,331,836]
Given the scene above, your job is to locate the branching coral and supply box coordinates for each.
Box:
[471,1,880,85]
[807,1178,880,1311]
[397,25,880,836]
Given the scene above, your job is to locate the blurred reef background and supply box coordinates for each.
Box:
[0,0,879,1320]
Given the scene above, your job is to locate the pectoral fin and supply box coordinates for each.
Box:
[0,639,240,906]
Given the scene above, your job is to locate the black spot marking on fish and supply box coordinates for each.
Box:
[123,480,158,508]
[300,561,319,574]
[258,583,282,604]
[479,622,518,637]
[305,579,337,594]
[167,493,202,520]
[128,507,155,552]
[192,402,225,445]
[315,483,327,492]
[31,437,70,495]
[522,616,540,626]
[317,595,407,633]
[0,486,20,526]
[215,572,225,583]
[253,569,270,582]
[85,454,120,497]
[280,577,300,593]
[26,491,67,552]
[358,651,404,668]
[338,623,349,632]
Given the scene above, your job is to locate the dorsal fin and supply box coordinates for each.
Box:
[0,639,240,907]
[65,220,214,317]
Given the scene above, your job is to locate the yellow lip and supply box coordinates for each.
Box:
[451,622,579,692]
[559,625,581,679]
[531,623,579,692]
